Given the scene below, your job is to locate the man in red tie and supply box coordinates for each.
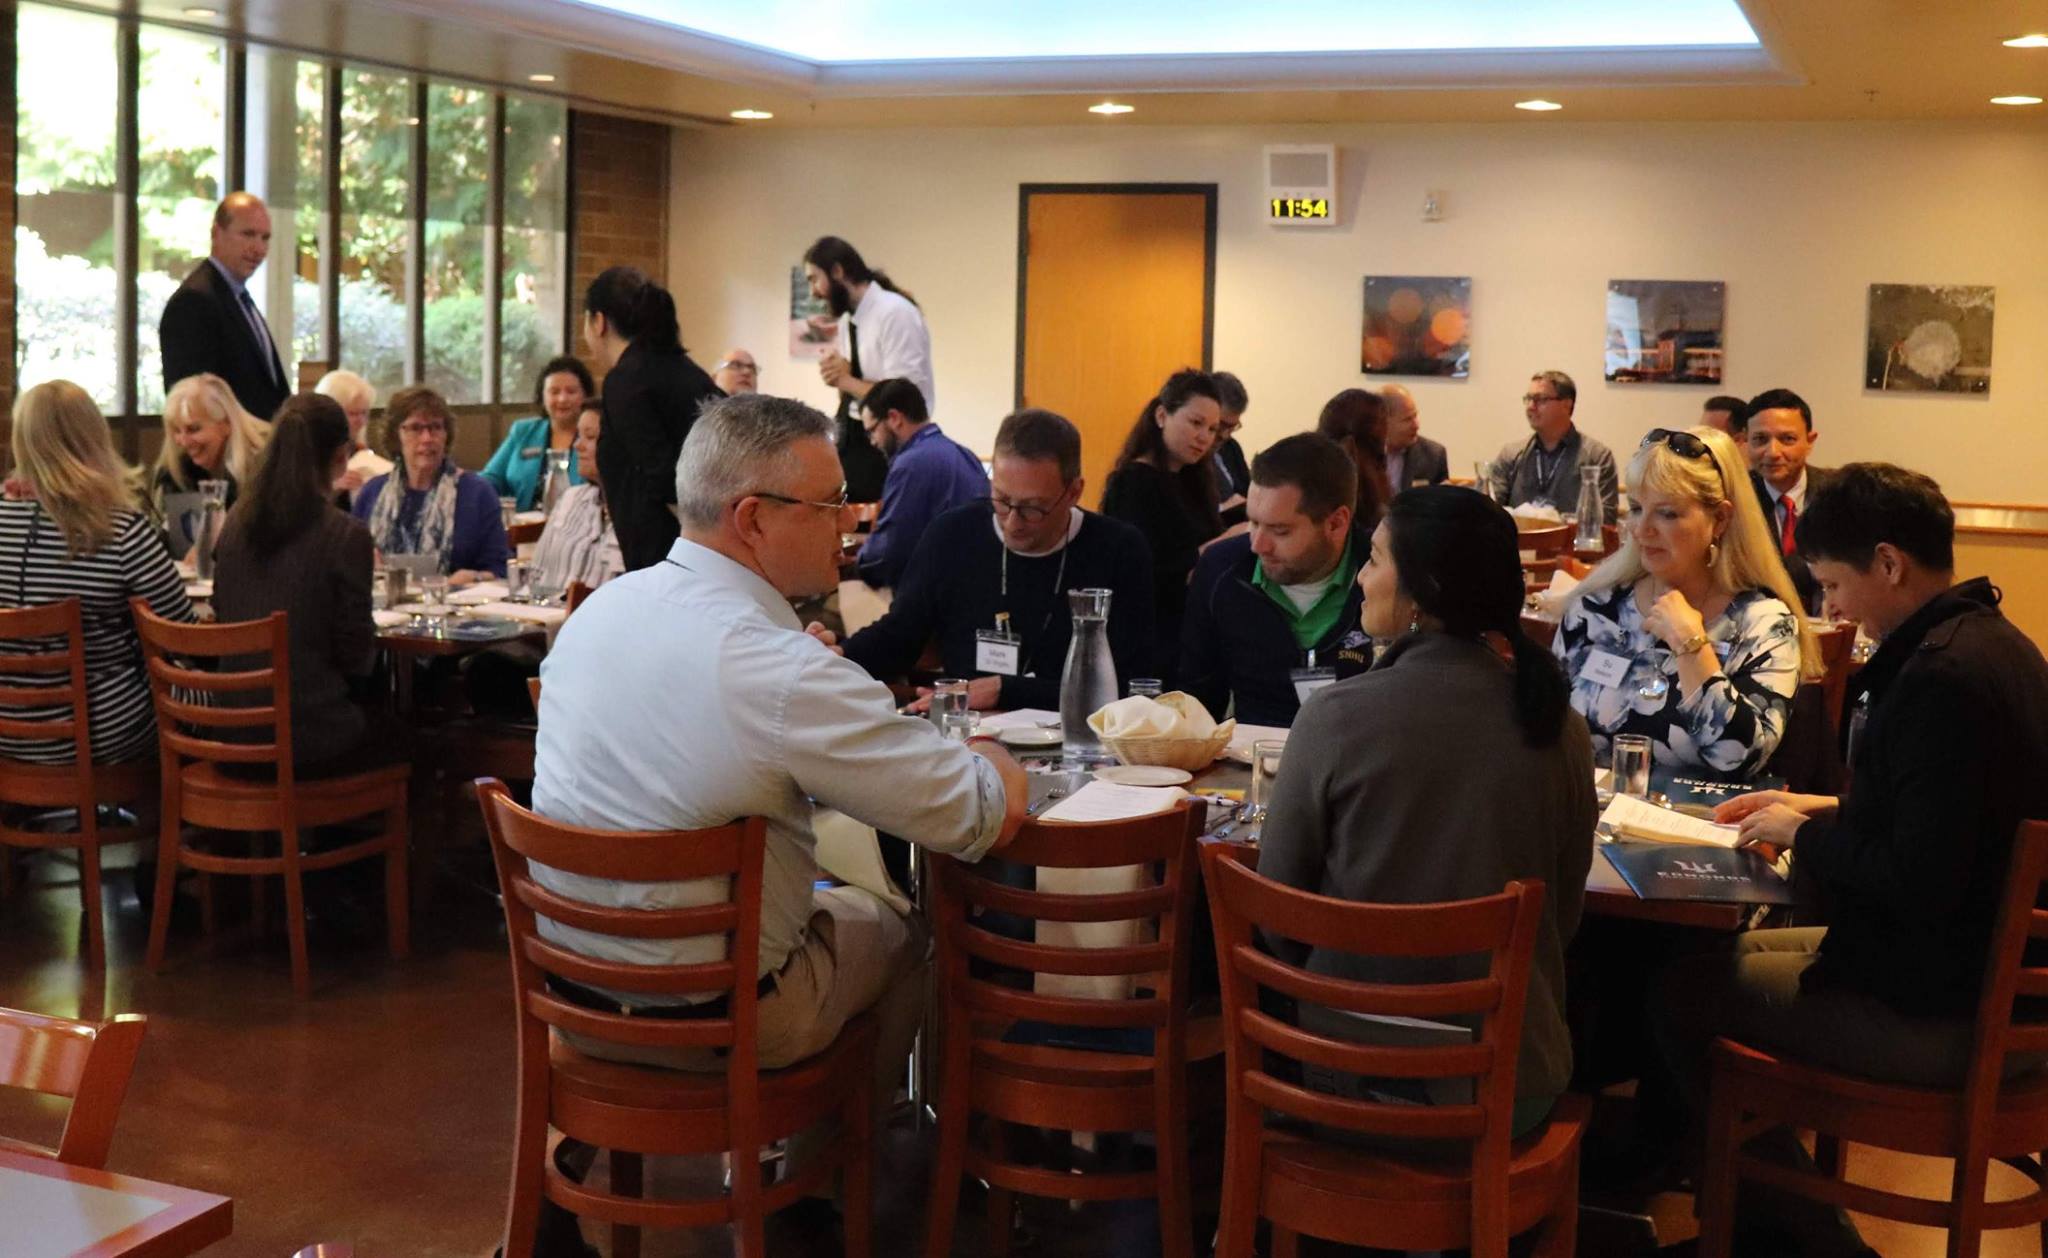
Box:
[1743,388,1831,615]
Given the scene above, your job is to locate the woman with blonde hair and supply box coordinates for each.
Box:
[314,368,392,500]
[1554,424,1819,778]
[152,371,272,511]
[0,380,195,764]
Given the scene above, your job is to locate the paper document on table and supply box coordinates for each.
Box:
[470,601,568,626]
[812,809,912,916]
[974,708,1062,732]
[1600,792,1739,848]
[1224,724,1290,764]
[372,609,410,628]
[1038,781,1188,824]
[449,581,509,605]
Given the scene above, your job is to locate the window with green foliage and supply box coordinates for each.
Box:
[11,3,575,421]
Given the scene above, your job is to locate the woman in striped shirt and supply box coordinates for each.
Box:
[2,380,196,764]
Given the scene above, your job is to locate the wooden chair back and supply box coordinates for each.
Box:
[130,599,294,782]
[0,598,94,778]
[1200,844,1547,1248]
[931,804,1205,1051]
[476,778,770,1121]
[1516,522,1574,559]
[1960,819,2048,1167]
[1812,620,1856,733]
[0,1007,147,1168]
[566,581,595,614]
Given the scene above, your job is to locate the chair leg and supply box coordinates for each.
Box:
[609,1151,641,1258]
[1532,1139,1580,1258]
[985,1184,1015,1258]
[1215,1097,1261,1258]
[146,821,182,973]
[79,837,106,971]
[1155,1098,1195,1258]
[1272,1224,1299,1258]
[384,797,410,961]
[281,827,311,998]
[501,1093,548,1258]
[1696,1076,1741,1258]
[923,1032,975,1258]
[1949,1150,1991,1258]
[732,1140,767,1258]
[841,1062,874,1258]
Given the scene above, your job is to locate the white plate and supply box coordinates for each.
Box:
[996,726,1062,749]
[1093,765,1193,786]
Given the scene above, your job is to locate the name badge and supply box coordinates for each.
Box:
[519,446,545,459]
[1290,666,1337,703]
[1582,648,1632,689]
[974,629,1022,677]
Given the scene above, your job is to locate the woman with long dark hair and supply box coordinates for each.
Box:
[213,392,402,775]
[582,265,721,571]
[1100,368,1226,678]
[1315,387,1395,531]
[1256,485,1596,1135]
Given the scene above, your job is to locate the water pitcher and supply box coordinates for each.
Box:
[541,450,572,517]
[1575,474,1604,552]
[193,479,229,580]
[1059,588,1118,765]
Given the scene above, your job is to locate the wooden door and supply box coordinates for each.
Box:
[1018,186,1214,508]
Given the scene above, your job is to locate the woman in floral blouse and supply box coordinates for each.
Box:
[1554,425,1820,777]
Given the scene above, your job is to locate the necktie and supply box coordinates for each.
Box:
[238,289,282,387]
[1780,496,1799,557]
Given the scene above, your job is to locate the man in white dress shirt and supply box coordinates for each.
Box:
[803,235,935,502]
[533,393,1026,1106]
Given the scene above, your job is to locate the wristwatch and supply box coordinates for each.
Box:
[1674,631,1712,656]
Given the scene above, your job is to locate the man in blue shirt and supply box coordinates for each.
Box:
[854,377,989,589]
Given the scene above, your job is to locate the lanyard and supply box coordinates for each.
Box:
[998,541,1069,674]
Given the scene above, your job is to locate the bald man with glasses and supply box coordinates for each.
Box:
[711,348,759,396]
[841,407,1155,713]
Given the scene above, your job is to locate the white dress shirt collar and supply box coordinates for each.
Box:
[1769,469,1810,512]
[661,536,802,631]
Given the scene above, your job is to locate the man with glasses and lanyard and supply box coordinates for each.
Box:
[838,408,1155,714]
[1488,369,1618,517]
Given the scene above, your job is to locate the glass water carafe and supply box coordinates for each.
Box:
[193,478,229,580]
[1575,474,1605,553]
[541,449,572,516]
[1059,588,1119,765]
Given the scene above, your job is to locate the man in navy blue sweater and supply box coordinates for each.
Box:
[852,378,989,589]
[1181,433,1368,727]
[843,408,1153,712]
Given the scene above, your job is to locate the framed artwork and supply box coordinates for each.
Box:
[1361,275,1470,377]
[1605,279,1724,384]
[1865,284,1994,394]
[788,264,835,357]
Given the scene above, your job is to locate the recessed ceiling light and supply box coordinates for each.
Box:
[1991,94,2044,106]
[2002,33,2048,48]
[527,73,557,84]
[1514,99,1564,112]
[182,6,218,16]
[1088,102,1135,115]
[730,108,774,120]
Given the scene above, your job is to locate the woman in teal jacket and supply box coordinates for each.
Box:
[480,355,593,510]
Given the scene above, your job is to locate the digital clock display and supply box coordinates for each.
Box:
[1270,197,1331,220]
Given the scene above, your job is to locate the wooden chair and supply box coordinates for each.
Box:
[0,599,156,970]
[477,778,874,1258]
[1812,620,1856,733]
[132,600,410,998]
[1518,614,1559,652]
[0,1006,147,1167]
[1698,819,2048,1258]
[1200,844,1585,1258]
[566,580,595,614]
[508,519,546,547]
[924,804,1207,1258]
[1517,522,1576,590]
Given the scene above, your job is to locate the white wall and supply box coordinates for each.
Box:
[671,118,2048,502]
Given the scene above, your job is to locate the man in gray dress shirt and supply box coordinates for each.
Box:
[532,393,1027,1124]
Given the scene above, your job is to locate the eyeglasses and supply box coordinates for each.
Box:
[1521,393,1562,406]
[989,495,1061,524]
[1640,428,1713,461]
[717,359,758,373]
[747,486,850,513]
[397,422,447,437]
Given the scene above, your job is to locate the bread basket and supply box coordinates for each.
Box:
[1087,692,1235,771]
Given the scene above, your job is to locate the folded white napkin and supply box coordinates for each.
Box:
[449,581,509,605]
[512,510,547,526]
[372,609,409,628]
[1513,504,1564,524]
[471,601,567,626]
[1088,691,1219,740]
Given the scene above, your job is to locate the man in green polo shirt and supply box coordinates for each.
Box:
[1182,433,1367,726]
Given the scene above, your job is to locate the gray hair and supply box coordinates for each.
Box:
[675,394,836,530]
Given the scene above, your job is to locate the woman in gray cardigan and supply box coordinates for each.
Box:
[1257,485,1598,1133]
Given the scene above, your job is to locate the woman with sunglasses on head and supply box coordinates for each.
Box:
[1554,425,1820,778]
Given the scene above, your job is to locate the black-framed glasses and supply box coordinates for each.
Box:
[1521,392,1562,406]
[397,422,447,437]
[988,495,1062,524]
[747,486,850,513]
[1640,428,1713,461]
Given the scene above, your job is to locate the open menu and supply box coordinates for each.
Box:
[1037,781,1188,824]
[1599,792,1740,848]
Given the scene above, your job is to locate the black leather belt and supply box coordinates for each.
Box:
[545,973,775,1020]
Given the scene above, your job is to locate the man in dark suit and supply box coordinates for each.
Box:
[159,192,289,421]
[1742,387,1832,616]
[1379,384,1449,489]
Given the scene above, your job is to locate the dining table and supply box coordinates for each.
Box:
[0,1147,231,1258]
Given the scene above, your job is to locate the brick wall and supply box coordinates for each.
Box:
[0,10,17,417]
[569,109,670,392]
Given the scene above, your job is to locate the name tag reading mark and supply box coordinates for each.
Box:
[1582,648,1633,689]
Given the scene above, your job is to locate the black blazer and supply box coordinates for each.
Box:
[1750,466,1835,617]
[598,341,724,572]
[158,260,289,421]
[1398,435,1451,488]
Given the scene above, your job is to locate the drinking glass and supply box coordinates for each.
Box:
[1243,739,1287,825]
[506,557,530,602]
[1127,677,1164,698]
[928,678,970,735]
[419,572,450,614]
[499,496,518,534]
[1473,460,1496,501]
[1612,734,1653,800]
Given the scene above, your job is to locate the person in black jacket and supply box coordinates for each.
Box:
[1182,434,1366,727]
[841,408,1153,713]
[1743,387,1834,616]
[158,192,290,422]
[582,266,723,572]
[1211,371,1252,527]
[1652,463,2048,1257]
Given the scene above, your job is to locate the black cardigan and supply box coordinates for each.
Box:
[597,341,723,572]
[1098,460,1220,683]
